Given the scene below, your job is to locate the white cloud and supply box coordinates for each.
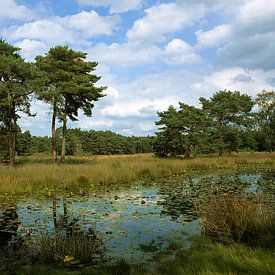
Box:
[4,11,120,45]
[196,24,232,48]
[193,67,275,97]
[77,119,113,129]
[138,121,155,132]
[0,0,35,21]
[88,42,162,66]
[15,39,48,60]
[76,0,144,14]
[164,39,202,64]
[195,0,275,70]
[127,3,205,43]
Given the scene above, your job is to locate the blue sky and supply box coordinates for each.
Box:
[1,0,275,136]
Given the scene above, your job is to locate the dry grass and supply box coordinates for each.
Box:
[0,152,274,196]
[197,195,275,247]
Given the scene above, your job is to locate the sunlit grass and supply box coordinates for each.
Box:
[0,152,274,196]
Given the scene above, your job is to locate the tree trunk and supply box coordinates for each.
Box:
[219,133,224,156]
[51,102,57,162]
[60,100,67,164]
[185,143,194,159]
[8,101,17,167]
[9,127,16,167]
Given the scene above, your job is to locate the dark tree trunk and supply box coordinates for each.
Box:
[51,101,57,162]
[60,100,67,164]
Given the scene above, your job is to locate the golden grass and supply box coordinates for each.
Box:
[197,195,275,247]
[0,152,274,196]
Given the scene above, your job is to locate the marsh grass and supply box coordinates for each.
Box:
[196,195,275,248]
[158,237,275,275]
[35,229,101,265]
[0,152,274,196]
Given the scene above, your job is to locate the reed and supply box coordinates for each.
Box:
[196,195,275,248]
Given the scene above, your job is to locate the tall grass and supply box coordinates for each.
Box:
[196,195,275,248]
[35,230,101,265]
[0,152,274,196]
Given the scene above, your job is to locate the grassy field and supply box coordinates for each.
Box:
[0,152,274,196]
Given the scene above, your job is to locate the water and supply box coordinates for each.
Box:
[0,172,274,265]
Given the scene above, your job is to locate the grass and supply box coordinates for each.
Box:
[196,195,275,248]
[13,237,275,274]
[157,237,275,275]
[0,152,274,197]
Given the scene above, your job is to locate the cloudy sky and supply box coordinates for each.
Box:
[1,0,275,136]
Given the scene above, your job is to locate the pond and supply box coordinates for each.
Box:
[0,172,274,267]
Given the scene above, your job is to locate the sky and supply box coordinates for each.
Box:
[1,0,275,136]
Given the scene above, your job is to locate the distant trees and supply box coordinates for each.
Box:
[36,46,106,163]
[0,40,35,166]
[154,90,272,158]
[11,128,154,156]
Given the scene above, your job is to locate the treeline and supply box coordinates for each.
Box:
[0,128,154,158]
[154,90,274,158]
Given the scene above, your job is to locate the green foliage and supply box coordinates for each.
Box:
[154,90,261,157]
[256,90,275,152]
[200,90,254,155]
[0,39,36,165]
[35,45,106,162]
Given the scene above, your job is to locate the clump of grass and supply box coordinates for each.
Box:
[196,195,275,248]
[35,229,102,265]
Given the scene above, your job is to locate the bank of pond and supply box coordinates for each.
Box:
[0,171,274,274]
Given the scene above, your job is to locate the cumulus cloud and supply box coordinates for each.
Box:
[195,0,275,70]
[193,67,275,97]
[76,0,144,14]
[164,39,202,64]
[3,11,120,46]
[0,0,35,21]
[127,2,205,43]
[15,39,49,60]
[88,42,162,66]
[196,24,232,48]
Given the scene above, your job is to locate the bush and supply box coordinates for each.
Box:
[196,195,275,248]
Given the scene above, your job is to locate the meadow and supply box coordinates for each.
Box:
[0,152,273,196]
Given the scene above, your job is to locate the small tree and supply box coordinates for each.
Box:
[0,39,35,166]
